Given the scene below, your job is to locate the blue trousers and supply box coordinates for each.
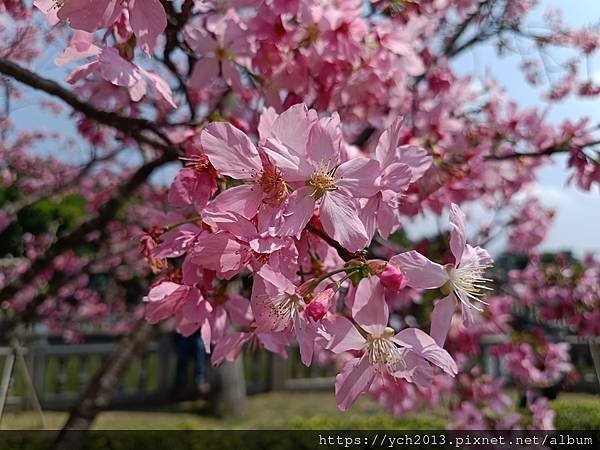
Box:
[174,333,206,387]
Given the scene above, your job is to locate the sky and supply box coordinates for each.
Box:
[5,1,600,257]
[405,0,600,257]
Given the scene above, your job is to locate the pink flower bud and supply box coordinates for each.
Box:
[379,264,407,293]
[305,288,335,322]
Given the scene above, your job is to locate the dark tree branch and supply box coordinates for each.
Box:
[485,138,600,161]
[0,58,171,150]
[0,152,176,333]
[306,224,361,262]
[52,318,156,450]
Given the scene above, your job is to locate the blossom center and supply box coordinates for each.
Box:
[215,46,234,61]
[366,327,402,371]
[308,163,338,199]
[259,164,287,205]
[268,293,300,331]
[447,264,493,311]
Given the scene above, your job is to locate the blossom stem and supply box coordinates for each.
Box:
[163,216,203,231]
[311,266,362,289]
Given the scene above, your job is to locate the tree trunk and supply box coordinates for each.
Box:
[209,357,246,419]
[52,318,155,450]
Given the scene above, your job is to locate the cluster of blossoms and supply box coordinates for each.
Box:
[1,0,596,428]
[506,199,555,253]
[25,0,600,193]
[510,254,600,336]
[141,103,498,410]
[448,370,556,430]
[492,328,573,388]
[0,144,161,341]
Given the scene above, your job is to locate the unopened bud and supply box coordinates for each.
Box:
[379,263,407,293]
[305,288,335,321]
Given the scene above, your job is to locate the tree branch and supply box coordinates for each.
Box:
[306,224,360,262]
[485,138,600,161]
[0,58,171,150]
[0,152,176,325]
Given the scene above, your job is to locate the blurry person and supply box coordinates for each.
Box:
[173,331,210,398]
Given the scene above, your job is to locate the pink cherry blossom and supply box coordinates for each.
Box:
[323,277,457,410]
[250,264,317,366]
[36,0,166,53]
[185,12,251,91]
[392,203,493,346]
[263,105,380,251]
[200,119,294,219]
[66,47,176,107]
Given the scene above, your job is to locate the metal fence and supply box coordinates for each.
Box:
[0,334,335,411]
[1,333,597,411]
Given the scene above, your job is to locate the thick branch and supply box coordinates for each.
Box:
[0,58,170,150]
[52,318,155,450]
[485,138,600,161]
[306,224,360,262]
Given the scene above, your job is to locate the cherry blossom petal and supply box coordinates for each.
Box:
[168,167,214,211]
[129,0,167,53]
[449,203,467,264]
[390,251,448,289]
[307,119,339,166]
[57,0,120,33]
[335,355,375,411]
[295,314,317,366]
[201,122,262,179]
[320,191,368,252]
[224,294,253,327]
[269,103,315,156]
[397,145,432,182]
[381,162,412,192]
[359,195,379,242]
[460,243,493,268]
[153,224,203,259]
[204,184,264,220]
[189,57,219,90]
[191,232,249,279]
[211,331,252,366]
[277,186,316,237]
[392,328,458,375]
[375,117,403,167]
[429,294,457,347]
[55,31,101,66]
[336,157,380,197]
[323,316,366,354]
[376,199,400,239]
[184,26,218,54]
[352,276,388,336]
[393,349,434,387]
[144,70,177,108]
[263,137,313,182]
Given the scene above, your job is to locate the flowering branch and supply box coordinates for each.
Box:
[0,58,173,151]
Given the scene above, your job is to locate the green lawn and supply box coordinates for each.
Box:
[1,391,598,430]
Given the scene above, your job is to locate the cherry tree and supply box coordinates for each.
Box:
[1,0,599,435]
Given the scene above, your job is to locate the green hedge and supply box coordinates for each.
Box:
[287,412,447,430]
[552,397,600,430]
[286,398,600,430]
